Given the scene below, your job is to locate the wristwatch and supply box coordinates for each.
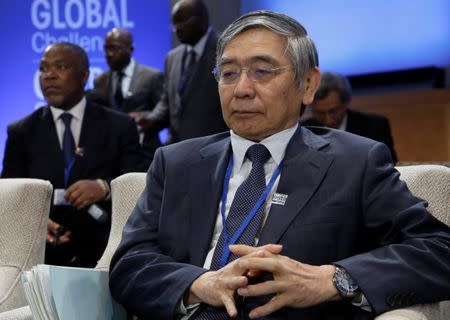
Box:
[332,266,360,300]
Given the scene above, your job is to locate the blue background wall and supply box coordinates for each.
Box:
[241,0,450,76]
[0,0,171,172]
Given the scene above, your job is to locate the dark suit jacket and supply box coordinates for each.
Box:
[346,109,397,162]
[301,109,397,162]
[109,127,450,319]
[2,101,146,267]
[88,63,164,161]
[149,31,228,143]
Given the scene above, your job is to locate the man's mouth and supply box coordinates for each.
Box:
[44,86,61,94]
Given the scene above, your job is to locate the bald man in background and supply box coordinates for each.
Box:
[134,0,227,144]
[89,28,163,164]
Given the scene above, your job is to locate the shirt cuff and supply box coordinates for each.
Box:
[352,293,372,312]
[177,298,200,316]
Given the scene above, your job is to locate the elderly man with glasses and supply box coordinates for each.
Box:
[110,10,450,320]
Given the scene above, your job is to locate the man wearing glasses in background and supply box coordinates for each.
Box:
[110,10,450,320]
[302,72,397,162]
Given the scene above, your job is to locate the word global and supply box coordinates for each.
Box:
[31,0,134,29]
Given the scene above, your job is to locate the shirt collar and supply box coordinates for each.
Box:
[119,59,135,78]
[186,27,212,58]
[338,112,348,131]
[230,123,298,170]
[49,96,86,122]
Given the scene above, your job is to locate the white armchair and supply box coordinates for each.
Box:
[0,173,147,320]
[0,179,52,313]
[96,172,147,270]
[375,165,450,320]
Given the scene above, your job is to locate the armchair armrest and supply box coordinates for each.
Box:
[375,302,443,320]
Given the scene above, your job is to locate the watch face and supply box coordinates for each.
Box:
[333,266,359,297]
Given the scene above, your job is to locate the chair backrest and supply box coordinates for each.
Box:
[96,172,147,270]
[390,165,450,320]
[0,179,52,312]
[395,165,450,225]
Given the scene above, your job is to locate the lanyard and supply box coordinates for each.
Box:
[219,155,282,268]
[64,158,75,187]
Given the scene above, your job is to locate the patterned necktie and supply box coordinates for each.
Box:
[114,71,124,109]
[60,113,76,169]
[178,49,197,95]
[195,144,271,320]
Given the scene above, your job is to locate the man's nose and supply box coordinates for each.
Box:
[233,71,255,98]
[43,68,57,80]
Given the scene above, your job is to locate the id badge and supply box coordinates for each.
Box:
[53,189,71,206]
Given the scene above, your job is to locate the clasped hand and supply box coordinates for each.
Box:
[188,244,338,318]
[64,179,107,209]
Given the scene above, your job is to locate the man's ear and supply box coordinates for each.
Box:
[82,69,90,87]
[301,67,321,105]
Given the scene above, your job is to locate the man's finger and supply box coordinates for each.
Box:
[222,294,238,318]
[69,192,84,207]
[47,219,60,234]
[230,244,282,257]
[65,187,81,202]
[237,280,280,297]
[249,295,285,319]
[65,180,81,194]
[239,256,280,273]
[226,276,248,290]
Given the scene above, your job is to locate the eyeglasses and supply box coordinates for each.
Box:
[212,64,290,84]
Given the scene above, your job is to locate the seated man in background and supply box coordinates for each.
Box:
[109,10,450,320]
[88,28,163,165]
[303,72,397,162]
[2,42,146,267]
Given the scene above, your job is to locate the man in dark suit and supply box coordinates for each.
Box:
[302,72,398,162]
[134,0,228,144]
[2,42,146,267]
[109,11,450,320]
[88,28,163,163]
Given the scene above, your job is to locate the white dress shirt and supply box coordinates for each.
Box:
[114,59,135,98]
[49,97,86,149]
[202,124,298,268]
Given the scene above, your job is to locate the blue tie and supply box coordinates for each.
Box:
[178,49,197,95]
[195,144,271,319]
[60,113,75,170]
[114,71,124,110]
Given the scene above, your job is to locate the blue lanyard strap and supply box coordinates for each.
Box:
[219,154,282,268]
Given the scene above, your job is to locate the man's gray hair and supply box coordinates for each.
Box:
[216,10,318,88]
[314,72,352,104]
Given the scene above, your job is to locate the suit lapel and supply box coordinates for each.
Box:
[188,137,231,266]
[259,127,334,245]
[172,49,183,95]
[181,32,216,104]
[105,70,114,105]
[127,63,140,96]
